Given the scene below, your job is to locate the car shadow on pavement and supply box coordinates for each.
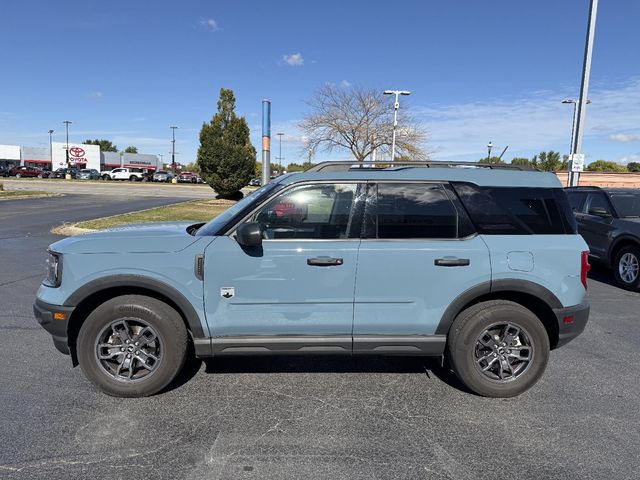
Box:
[588,263,619,289]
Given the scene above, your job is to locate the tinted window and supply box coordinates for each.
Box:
[370,183,462,239]
[566,191,587,212]
[584,193,611,215]
[251,183,359,240]
[610,193,640,218]
[453,184,574,234]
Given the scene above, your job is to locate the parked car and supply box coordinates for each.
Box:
[566,186,640,290]
[140,171,154,182]
[177,171,201,183]
[249,178,261,187]
[52,167,80,179]
[101,167,144,181]
[77,169,101,180]
[152,170,174,182]
[0,165,10,177]
[9,166,46,178]
[34,161,589,398]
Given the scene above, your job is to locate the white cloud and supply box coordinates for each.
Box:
[88,91,103,98]
[618,154,640,164]
[416,77,640,160]
[282,53,304,66]
[609,133,640,142]
[199,18,218,30]
[340,80,352,88]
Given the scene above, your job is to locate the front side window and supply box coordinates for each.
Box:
[584,193,611,215]
[251,183,360,240]
[367,183,466,239]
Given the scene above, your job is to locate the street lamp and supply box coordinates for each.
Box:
[487,141,493,162]
[277,132,284,175]
[63,121,72,177]
[48,129,54,164]
[170,126,178,176]
[383,90,411,162]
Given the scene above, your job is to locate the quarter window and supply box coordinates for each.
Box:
[251,183,359,240]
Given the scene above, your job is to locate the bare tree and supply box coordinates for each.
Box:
[299,84,428,162]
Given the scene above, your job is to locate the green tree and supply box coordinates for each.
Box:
[585,160,626,172]
[286,161,315,172]
[627,162,640,172]
[531,151,563,172]
[510,157,531,167]
[479,156,504,164]
[123,146,138,154]
[83,139,117,152]
[197,88,256,198]
[182,162,201,175]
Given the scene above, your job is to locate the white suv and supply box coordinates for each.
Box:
[101,168,144,181]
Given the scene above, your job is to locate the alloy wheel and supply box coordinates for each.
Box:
[474,322,534,382]
[619,252,639,284]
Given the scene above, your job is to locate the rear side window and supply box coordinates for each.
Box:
[566,191,587,213]
[366,183,474,239]
[452,183,576,234]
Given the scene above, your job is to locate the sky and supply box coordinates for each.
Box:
[1,0,640,167]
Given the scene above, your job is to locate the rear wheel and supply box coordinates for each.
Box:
[15,173,21,178]
[613,245,640,291]
[129,175,137,182]
[447,300,549,397]
[77,295,189,397]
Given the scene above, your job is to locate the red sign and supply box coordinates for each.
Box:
[69,147,86,157]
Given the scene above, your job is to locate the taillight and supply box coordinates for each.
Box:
[580,251,591,289]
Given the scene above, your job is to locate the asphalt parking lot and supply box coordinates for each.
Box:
[1,195,639,479]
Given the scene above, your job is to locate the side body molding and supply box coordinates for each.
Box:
[64,274,206,339]
[435,279,562,335]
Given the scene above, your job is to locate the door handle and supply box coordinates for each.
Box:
[434,258,470,267]
[307,257,344,266]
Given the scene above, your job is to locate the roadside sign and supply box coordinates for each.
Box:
[570,153,585,172]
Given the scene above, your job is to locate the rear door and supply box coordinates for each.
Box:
[353,182,491,350]
[579,192,616,261]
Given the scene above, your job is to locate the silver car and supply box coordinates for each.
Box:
[77,169,100,180]
[153,170,174,182]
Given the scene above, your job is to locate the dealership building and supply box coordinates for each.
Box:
[0,143,162,172]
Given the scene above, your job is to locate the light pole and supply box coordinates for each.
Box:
[487,141,493,162]
[158,154,164,167]
[562,99,591,173]
[277,132,284,175]
[48,129,54,165]
[384,90,411,162]
[568,0,599,187]
[63,121,72,172]
[170,126,178,175]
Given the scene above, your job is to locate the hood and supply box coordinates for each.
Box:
[50,222,205,254]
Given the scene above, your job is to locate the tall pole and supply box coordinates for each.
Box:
[48,129,54,164]
[487,141,493,162]
[170,126,178,175]
[569,0,599,187]
[262,99,271,185]
[277,132,284,175]
[63,120,72,169]
[384,90,411,162]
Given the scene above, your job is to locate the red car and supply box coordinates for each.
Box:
[177,171,202,183]
[9,166,47,178]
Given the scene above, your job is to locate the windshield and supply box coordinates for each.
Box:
[610,193,640,218]
[196,183,281,236]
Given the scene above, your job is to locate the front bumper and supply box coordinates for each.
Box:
[553,302,590,348]
[33,298,74,355]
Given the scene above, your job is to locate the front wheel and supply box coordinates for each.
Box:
[129,175,137,182]
[77,295,189,397]
[613,245,640,291]
[447,300,549,398]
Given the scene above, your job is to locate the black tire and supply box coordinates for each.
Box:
[77,295,189,397]
[613,245,640,291]
[15,173,21,178]
[447,300,550,398]
[129,175,137,182]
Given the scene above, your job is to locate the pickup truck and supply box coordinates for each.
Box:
[101,168,145,181]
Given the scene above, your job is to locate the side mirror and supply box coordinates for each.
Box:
[235,222,262,247]
[589,207,611,217]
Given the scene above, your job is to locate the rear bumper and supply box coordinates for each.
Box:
[33,298,74,355]
[553,301,590,348]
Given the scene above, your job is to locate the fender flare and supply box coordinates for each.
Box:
[64,274,205,338]
[435,279,562,335]
[608,234,640,266]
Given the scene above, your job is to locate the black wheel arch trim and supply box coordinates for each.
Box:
[64,274,206,338]
[435,279,562,335]
[608,234,640,266]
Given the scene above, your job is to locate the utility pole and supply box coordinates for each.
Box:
[277,132,284,175]
[170,126,178,175]
[569,0,599,187]
[48,129,54,165]
[487,141,493,162]
[158,154,164,168]
[563,99,591,182]
[383,90,411,162]
[63,121,72,170]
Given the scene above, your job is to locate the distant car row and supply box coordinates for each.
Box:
[0,165,204,183]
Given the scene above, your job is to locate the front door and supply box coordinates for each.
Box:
[204,182,364,344]
[353,182,491,348]
[578,192,616,261]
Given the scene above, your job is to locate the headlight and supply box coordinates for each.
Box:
[43,251,62,287]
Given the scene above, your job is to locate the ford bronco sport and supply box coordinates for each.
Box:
[34,161,590,398]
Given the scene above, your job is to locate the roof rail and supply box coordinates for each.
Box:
[305,160,535,172]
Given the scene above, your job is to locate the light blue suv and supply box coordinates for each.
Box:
[34,161,590,397]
